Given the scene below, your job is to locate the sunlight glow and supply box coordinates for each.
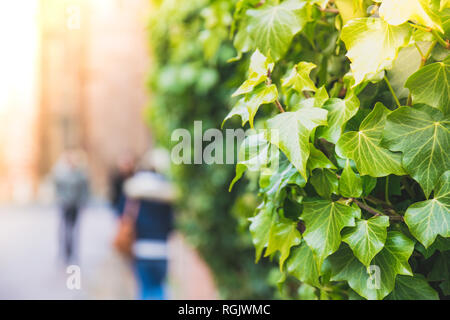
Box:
[0,0,39,113]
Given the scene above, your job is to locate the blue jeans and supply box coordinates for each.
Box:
[134,259,167,300]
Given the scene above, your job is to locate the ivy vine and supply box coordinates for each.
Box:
[222,0,450,300]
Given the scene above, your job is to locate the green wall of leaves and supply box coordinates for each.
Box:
[146,0,278,299]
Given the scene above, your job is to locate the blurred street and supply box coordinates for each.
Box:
[0,205,136,299]
[0,0,220,300]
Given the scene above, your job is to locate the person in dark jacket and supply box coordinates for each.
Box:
[109,154,135,215]
[123,148,175,300]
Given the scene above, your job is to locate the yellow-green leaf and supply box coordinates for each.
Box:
[335,0,366,25]
[341,18,411,85]
[232,49,274,97]
[281,62,318,93]
[380,0,444,33]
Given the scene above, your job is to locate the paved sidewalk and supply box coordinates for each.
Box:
[0,205,136,299]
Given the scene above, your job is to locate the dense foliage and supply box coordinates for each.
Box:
[147,0,279,299]
[221,0,450,300]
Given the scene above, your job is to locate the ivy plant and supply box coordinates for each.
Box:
[223,0,450,300]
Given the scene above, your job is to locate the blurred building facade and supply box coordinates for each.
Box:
[0,0,152,202]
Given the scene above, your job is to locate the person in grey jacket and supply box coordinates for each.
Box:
[52,150,89,264]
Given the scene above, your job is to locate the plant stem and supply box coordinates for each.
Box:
[352,199,384,216]
[319,7,339,14]
[385,176,392,207]
[384,76,401,108]
[267,68,285,113]
[352,198,403,221]
[423,41,437,64]
[407,94,412,106]
[401,176,415,199]
[431,30,450,49]
[354,81,369,96]
[365,196,390,207]
[408,23,431,33]
[365,196,384,206]
[275,99,285,113]
[414,42,425,59]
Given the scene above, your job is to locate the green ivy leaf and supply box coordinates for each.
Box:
[281,62,318,93]
[441,0,450,11]
[246,0,308,61]
[380,0,444,33]
[404,171,450,248]
[249,201,275,262]
[286,240,320,287]
[329,231,414,300]
[302,200,361,270]
[341,18,411,85]
[222,98,250,128]
[336,103,406,177]
[262,155,307,199]
[224,84,278,129]
[382,105,450,197]
[386,274,439,300]
[441,8,450,38]
[266,107,328,180]
[362,175,378,196]
[232,49,274,97]
[342,215,390,266]
[388,43,432,99]
[309,0,330,10]
[317,92,360,144]
[314,86,330,108]
[339,160,363,198]
[310,168,339,199]
[335,0,366,25]
[265,217,302,270]
[428,251,450,295]
[229,133,270,191]
[416,236,450,258]
[405,56,450,115]
[307,144,337,172]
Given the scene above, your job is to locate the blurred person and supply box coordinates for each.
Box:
[109,153,135,215]
[52,149,89,264]
[114,148,175,300]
